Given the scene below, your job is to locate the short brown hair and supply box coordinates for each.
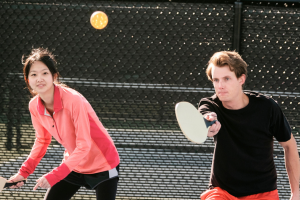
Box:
[206,51,248,82]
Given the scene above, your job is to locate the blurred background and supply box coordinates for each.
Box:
[0,0,299,199]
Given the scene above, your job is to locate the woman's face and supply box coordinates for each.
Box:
[28,61,57,96]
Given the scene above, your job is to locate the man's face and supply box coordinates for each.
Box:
[210,64,245,103]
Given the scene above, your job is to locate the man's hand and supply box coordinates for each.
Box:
[8,174,25,189]
[33,177,51,190]
[204,112,221,137]
[290,191,300,200]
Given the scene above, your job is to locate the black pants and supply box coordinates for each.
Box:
[44,177,119,200]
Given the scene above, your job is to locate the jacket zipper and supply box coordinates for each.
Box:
[50,113,62,141]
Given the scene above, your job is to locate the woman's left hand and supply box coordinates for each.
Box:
[33,177,51,190]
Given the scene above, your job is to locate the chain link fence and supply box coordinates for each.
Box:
[0,0,299,199]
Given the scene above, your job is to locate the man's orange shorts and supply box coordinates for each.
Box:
[201,187,279,200]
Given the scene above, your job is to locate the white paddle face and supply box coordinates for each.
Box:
[175,102,211,144]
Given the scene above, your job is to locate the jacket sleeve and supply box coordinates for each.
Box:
[44,96,92,186]
[18,108,52,178]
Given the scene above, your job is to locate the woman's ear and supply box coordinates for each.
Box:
[53,73,58,82]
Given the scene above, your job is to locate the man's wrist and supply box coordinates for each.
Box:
[291,191,300,199]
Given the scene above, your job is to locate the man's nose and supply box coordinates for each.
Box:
[218,80,224,88]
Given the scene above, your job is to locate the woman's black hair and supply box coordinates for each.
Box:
[22,48,62,96]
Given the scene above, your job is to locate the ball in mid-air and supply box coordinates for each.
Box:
[90,11,108,29]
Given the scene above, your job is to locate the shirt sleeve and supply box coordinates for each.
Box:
[18,108,52,178]
[269,98,291,142]
[43,96,92,186]
[198,97,217,115]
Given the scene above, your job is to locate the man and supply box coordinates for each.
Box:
[199,51,299,200]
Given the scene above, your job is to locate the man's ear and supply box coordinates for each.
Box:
[238,74,246,86]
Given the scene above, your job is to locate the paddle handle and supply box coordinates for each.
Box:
[4,180,26,188]
[204,119,217,128]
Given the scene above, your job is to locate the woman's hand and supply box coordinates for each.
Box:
[33,177,51,190]
[8,174,25,189]
[204,112,221,137]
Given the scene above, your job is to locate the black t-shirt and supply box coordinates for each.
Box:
[199,91,291,197]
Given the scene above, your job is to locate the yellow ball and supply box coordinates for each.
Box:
[90,11,108,30]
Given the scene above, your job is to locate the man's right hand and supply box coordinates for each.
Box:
[8,174,25,189]
[204,112,221,137]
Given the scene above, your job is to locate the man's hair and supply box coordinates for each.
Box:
[206,51,248,82]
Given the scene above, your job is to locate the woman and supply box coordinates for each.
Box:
[9,48,120,200]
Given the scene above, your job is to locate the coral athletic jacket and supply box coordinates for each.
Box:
[18,84,120,186]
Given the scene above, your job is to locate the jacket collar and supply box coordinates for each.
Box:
[37,84,63,115]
